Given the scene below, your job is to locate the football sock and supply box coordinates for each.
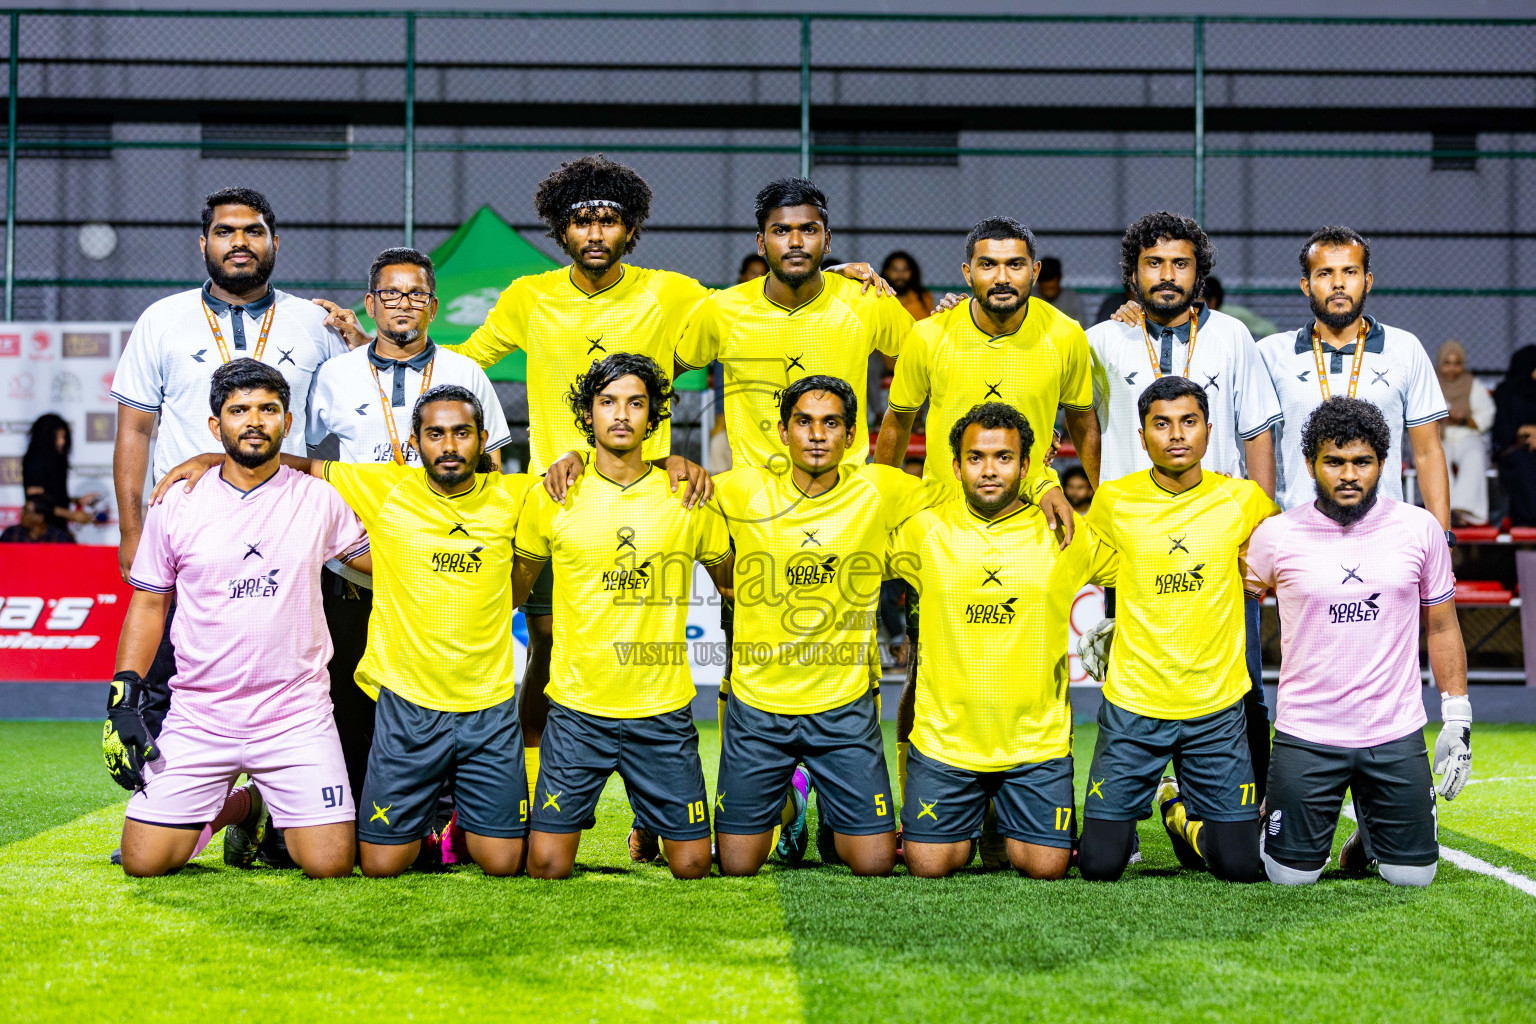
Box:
[525,746,540,808]
[210,784,252,834]
[1163,798,1206,861]
[897,741,909,803]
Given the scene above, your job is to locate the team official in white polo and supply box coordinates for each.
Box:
[1258,225,1451,525]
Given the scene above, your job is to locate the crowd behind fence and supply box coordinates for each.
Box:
[0,11,1530,376]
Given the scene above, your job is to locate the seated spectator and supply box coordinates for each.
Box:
[902,454,924,478]
[881,251,935,321]
[1,498,76,544]
[1060,464,1093,515]
[1437,339,1496,525]
[738,253,768,283]
[1492,345,1536,527]
[23,413,100,530]
[1201,276,1277,339]
[1035,257,1087,325]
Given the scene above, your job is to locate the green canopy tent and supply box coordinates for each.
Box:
[357,205,707,389]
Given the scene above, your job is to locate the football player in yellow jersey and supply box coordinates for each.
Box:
[513,354,732,880]
[710,375,929,877]
[889,403,1118,879]
[151,384,538,879]
[874,216,1094,854]
[449,159,883,857]
[674,176,916,471]
[1077,376,1278,883]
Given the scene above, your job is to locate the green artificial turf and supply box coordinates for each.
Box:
[2,720,1534,1023]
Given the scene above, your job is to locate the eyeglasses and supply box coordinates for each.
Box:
[370,288,435,308]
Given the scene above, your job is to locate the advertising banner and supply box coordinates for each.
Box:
[0,322,134,545]
[0,543,133,682]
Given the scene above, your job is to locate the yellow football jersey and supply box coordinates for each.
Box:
[711,462,930,715]
[889,501,1118,771]
[888,298,1092,502]
[515,465,731,719]
[675,273,914,469]
[449,265,708,474]
[322,462,536,713]
[1084,470,1279,720]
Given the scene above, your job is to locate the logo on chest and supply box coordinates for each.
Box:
[785,554,839,587]
[431,546,484,573]
[228,568,281,599]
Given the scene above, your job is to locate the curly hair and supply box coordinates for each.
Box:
[1299,225,1371,277]
[1119,211,1214,295]
[1301,396,1391,464]
[567,352,675,448]
[533,154,653,255]
[1136,374,1209,425]
[948,402,1036,461]
[778,374,857,427]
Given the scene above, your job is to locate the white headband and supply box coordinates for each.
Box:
[570,199,626,212]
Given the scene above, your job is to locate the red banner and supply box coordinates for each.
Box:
[0,544,131,681]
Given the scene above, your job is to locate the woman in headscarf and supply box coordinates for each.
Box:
[1436,340,1496,525]
[1491,345,1536,527]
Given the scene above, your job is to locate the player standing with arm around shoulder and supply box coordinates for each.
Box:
[513,354,732,880]
[1247,397,1468,888]
[889,403,1118,879]
[711,375,929,877]
[109,360,371,879]
[1077,376,1278,883]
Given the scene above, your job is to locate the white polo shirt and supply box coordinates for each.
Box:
[306,340,512,466]
[1258,316,1447,511]
[111,284,347,481]
[1088,304,1282,481]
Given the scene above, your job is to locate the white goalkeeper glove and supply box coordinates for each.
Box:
[1077,617,1115,683]
[1433,693,1472,800]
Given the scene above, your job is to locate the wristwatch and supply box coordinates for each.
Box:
[1445,529,1458,548]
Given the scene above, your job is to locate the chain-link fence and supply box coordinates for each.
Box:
[2,11,1532,372]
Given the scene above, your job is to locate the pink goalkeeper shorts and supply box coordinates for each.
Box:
[126,708,355,829]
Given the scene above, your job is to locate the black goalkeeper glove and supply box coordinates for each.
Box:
[102,670,159,791]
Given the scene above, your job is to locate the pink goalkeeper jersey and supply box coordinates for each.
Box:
[1244,496,1454,748]
[129,465,369,736]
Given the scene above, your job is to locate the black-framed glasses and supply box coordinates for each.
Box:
[370,288,435,307]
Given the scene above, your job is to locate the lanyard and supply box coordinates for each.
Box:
[369,358,434,465]
[1139,311,1198,379]
[201,301,276,364]
[1310,319,1371,400]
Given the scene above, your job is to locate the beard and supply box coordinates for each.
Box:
[205,246,276,296]
[770,249,820,289]
[426,450,477,489]
[565,239,620,276]
[1310,288,1367,331]
[964,476,1022,517]
[1314,478,1379,526]
[378,324,423,347]
[976,284,1025,318]
[222,427,282,469]
[1136,279,1195,321]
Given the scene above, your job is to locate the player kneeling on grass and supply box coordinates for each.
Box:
[108,359,371,879]
[1076,376,1279,883]
[513,353,733,880]
[710,375,929,877]
[152,384,538,878]
[888,403,1118,879]
[1246,397,1469,887]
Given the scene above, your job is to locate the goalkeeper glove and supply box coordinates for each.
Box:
[1076,617,1115,683]
[1432,693,1472,800]
[102,670,159,791]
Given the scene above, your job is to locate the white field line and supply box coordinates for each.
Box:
[1340,802,1536,898]
[1463,776,1536,786]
